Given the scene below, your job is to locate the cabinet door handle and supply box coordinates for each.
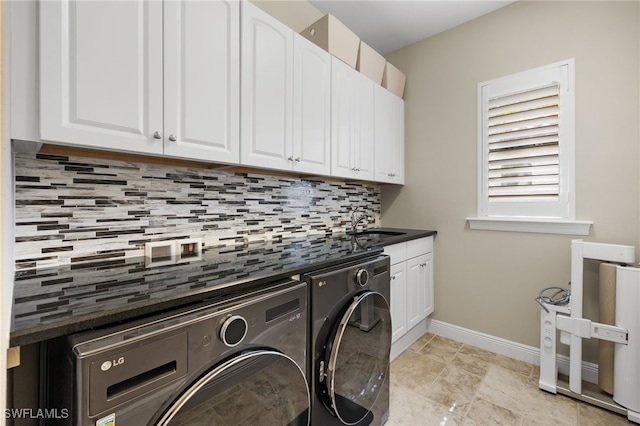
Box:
[288,156,294,162]
[153,131,162,139]
[391,275,396,280]
[294,157,301,162]
[168,134,177,142]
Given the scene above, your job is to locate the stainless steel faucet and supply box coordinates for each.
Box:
[350,207,369,233]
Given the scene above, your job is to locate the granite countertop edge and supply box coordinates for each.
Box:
[10,228,437,347]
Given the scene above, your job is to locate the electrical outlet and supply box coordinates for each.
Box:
[145,238,203,267]
[145,241,176,267]
[177,238,203,263]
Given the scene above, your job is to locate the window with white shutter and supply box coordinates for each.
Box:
[468,59,592,235]
[487,84,560,201]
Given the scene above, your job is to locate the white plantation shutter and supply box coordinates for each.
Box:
[477,59,576,220]
[487,84,560,201]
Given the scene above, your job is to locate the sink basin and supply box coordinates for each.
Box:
[348,230,406,237]
[346,229,407,249]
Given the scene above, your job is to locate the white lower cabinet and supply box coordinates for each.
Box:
[390,261,408,342]
[385,236,434,359]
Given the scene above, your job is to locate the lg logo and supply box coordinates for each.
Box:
[100,357,125,371]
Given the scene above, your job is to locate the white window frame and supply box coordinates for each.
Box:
[467,59,592,235]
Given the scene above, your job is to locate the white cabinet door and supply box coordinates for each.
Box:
[240,2,293,170]
[331,58,357,178]
[422,251,434,318]
[354,72,375,181]
[10,0,38,142]
[292,35,331,175]
[163,0,240,164]
[392,92,406,184]
[39,0,163,154]
[374,86,405,184]
[331,58,374,180]
[406,255,424,330]
[390,262,408,343]
[374,86,392,182]
[408,252,431,329]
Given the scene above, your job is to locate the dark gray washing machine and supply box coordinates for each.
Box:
[46,280,309,426]
[304,255,391,426]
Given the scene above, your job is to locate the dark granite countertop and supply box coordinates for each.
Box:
[11,228,436,347]
[347,227,437,247]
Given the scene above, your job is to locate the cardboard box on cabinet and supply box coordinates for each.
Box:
[300,14,360,68]
[382,62,406,98]
[357,41,385,84]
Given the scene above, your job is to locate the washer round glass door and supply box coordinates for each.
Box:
[156,350,310,426]
[326,291,391,425]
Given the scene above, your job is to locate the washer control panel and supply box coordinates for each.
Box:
[220,315,248,347]
[354,268,370,287]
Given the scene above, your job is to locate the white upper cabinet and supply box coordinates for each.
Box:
[374,85,405,184]
[354,68,375,180]
[241,2,331,175]
[34,0,240,163]
[12,0,403,180]
[240,2,294,170]
[39,0,164,154]
[292,36,332,176]
[331,58,374,181]
[331,58,356,178]
[163,0,240,163]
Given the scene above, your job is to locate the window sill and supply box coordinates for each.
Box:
[466,217,592,235]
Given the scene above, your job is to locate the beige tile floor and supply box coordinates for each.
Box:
[387,334,631,425]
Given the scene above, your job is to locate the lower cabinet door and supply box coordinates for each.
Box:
[408,253,432,327]
[390,262,407,343]
[421,252,434,318]
[406,256,423,330]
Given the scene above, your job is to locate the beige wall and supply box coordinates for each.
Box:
[382,0,640,361]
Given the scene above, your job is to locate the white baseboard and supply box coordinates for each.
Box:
[427,319,599,384]
[391,318,429,361]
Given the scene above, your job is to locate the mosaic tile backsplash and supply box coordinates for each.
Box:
[14,153,381,270]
